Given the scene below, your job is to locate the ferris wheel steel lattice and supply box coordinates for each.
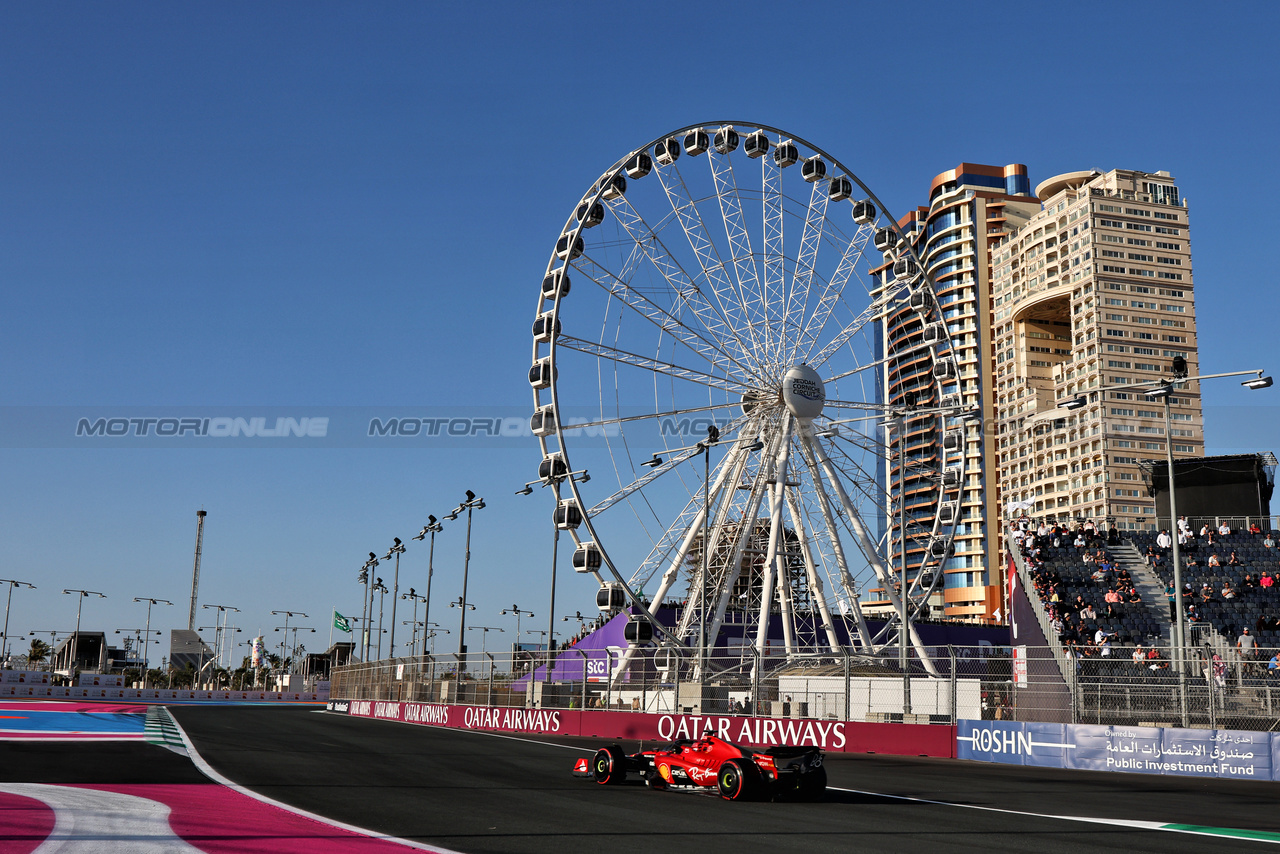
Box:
[529,123,968,681]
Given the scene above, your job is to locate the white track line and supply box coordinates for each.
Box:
[828,785,1280,845]
[169,711,466,854]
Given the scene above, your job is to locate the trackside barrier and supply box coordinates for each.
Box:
[0,684,326,702]
[958,719,1280,781]
[329,699,956,758]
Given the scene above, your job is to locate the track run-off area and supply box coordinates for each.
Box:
[3,704,1280,853]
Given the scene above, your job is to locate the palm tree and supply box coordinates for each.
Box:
[27,638,50,668]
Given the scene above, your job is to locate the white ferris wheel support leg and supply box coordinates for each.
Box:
[752,414,793,672]
[609,432,751,692]
[700,421,785,679]
[798,422,940,676]
[650,429,755,624]
[784,486,843,653]
[794,437,874,654]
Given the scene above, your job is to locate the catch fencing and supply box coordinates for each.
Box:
[330,641,1280,731]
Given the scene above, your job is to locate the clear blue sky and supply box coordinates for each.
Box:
[2,2,1277,661]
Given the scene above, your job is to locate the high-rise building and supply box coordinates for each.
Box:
[874,164,1040,621]
[991,169,1202,530]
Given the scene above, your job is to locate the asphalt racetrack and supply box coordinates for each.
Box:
[146,706,1280,853]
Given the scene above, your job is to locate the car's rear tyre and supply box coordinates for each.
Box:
[593,745,627,785]
[717,758,760,801]
[796,766,827,801]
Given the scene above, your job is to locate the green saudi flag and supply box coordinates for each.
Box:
[334,611,351,633]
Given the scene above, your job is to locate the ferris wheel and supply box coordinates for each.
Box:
[529,123,967,677]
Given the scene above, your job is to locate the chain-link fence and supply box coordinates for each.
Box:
[330,640,1280,731]
[332,644,1014,725]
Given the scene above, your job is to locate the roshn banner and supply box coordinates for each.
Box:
[958,719,1275,780]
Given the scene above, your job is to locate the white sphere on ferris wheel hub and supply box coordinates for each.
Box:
[528,122,964,673]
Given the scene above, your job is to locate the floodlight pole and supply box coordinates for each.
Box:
[384,538,406,657]
[62,589,105,677]
[417,514,448,660]
[1,579,36,664]
[133,597,172,688]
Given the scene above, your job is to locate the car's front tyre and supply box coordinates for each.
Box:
[592,745,627,785]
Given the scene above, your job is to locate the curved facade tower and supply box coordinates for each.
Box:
[875,164,1040,621]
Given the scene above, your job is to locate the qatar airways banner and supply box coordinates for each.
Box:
[338,700,954,757]
[958,719,1277,781]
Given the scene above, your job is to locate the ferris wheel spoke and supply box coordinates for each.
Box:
[572,253,760,383]
[780,180,829,367]
[797,223,873,361]
[559,401,744,435]
[760,152,786,372]
[556,334,752,395]
[823,356,891,385]
[652,160,767,372]
[604,196,756,374]
[588,413,750,516]
[707,151,768,338]
[808,285,907,369]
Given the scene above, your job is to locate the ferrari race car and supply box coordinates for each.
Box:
[573,732,826,801]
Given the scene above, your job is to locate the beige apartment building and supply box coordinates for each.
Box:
[991,169,1203,531]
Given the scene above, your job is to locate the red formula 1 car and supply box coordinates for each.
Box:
[573,732,826,801]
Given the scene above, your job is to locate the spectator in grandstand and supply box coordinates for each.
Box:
[1104,587,1122,606]
[1186,603,1201,623]
[1219,522,1232,536]
[1166,582,1177,620]
[1228,551,1242,567]
[1126,587,1142,605]
[1269,651,1280,675]
[1091,564,1110,583]
[1050,614,1063,637]
[1245,573,1258,588]
[1157,529,1173,549]
[1207,553,1221,568]
[1073,531,1086,551]
[1132,645,1145,664]
[1179,528,1195,550]
[1151,550,1166,569]
[1262,571,1276,590]
[1238,628,1258,662]
[1222,580,1237,600]
[1249,522,1262,536]
[1265,533,1277,549]
[1199,584,1214,603]
[1200,523,1213,538]
[1210,653,1227,692]
[1080,602,1096,621]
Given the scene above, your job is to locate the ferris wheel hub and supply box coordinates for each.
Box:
[782,363,825,420]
